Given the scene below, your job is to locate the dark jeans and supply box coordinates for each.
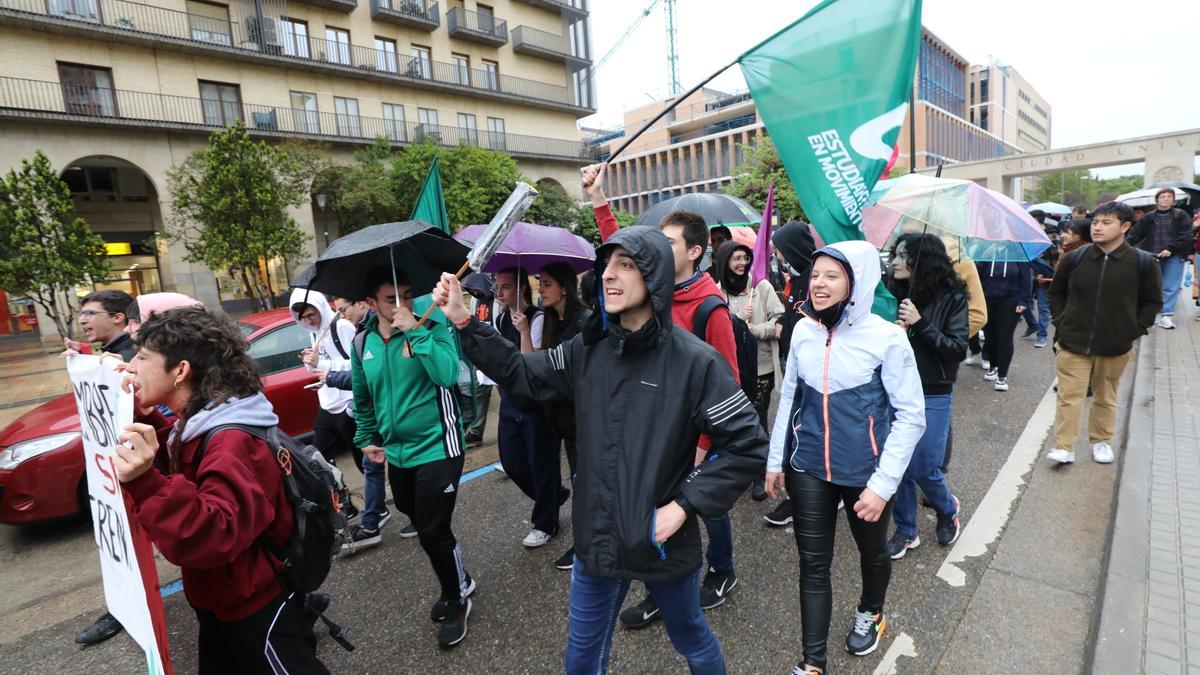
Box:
[312,408,355,464]
[893,394,956,537]
[788,471,893,669]
[982,297,1019,378]
[387,456,471,605]
[498,396,562,534]
[1020,286,1051,339]
[565,558,725,674]
[701,451,734,573]
[195,591,329,675]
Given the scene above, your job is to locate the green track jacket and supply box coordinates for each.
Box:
[351,315,463,469]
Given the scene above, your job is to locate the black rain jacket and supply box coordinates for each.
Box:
[456,227,768,582]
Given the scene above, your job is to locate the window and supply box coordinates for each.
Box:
[334,97,360,136]
[325,27,350,65]
[48,0,98,21]
[457,113,478,145]
[417,107,440,142]
[383,103,406,141]
[481,60,499,91]
[290,91,318,133]
[410,45,432,79]
[477,3,495,34]
[451,53,470,86]
[280,18,309,58]
[187,1,231,45]
[247,324,311,376]
[58,63,116,116]
[486,116,505,151]
[418,107,438,127]
[374,37,397,72]
[199,80,241,125]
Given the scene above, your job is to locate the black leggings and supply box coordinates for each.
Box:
[982,297,1019,377]
[752,373,775,434]
[788,471,893,669]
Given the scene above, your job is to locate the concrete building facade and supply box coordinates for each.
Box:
[969,62,1052,153]
[0,0,596,339]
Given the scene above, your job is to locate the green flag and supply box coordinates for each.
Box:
[410,156,449,233]
[738,0,922,318]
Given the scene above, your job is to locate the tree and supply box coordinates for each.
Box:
[167,122,312,311]
[0,151,110,339]
[313,138,403,235]
[726,136,807,223]
[386,142,524,230]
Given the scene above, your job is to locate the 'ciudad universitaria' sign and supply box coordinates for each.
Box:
[67,355,171,674]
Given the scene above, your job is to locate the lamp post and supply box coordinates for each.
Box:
[315,193,328,249]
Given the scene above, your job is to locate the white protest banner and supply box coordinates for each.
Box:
[67,355,171,675]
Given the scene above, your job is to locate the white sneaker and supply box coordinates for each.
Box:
[523,529,553,548]
[1092,441,1115,464]
[1047,448,1075,464]
[984,368,999,381]
[994,377,1009,391]
[962,353,981,366]
[1158,315,1176,330]
[981,359,991,371]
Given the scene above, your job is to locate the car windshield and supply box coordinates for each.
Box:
[237,322,257,339]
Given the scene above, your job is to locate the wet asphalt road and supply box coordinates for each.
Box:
[0,338,1058,674]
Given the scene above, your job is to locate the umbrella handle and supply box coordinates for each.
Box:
[414,260,472,329]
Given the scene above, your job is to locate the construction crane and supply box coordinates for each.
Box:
[590,0,680,96]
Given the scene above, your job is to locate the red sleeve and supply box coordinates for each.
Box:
[704,306,740,386]
[594,203,620,243]
[123,430,279,569]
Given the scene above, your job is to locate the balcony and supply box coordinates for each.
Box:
[512,0,587,15]
[0,0,594,114]
[292,0,356,12]
[446,7,506,47]
[370,0,438,31]
[512,25,587,65]
[0,76,601,163]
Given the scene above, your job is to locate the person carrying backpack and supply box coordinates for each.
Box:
[115,305,330,674]
[1046,201,1162,465]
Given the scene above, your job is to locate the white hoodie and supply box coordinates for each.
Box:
[289,288,357,416]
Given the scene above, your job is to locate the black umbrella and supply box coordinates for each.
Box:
[293,221,469,301]
[1149,180,1200,205]
[635,192,762,228]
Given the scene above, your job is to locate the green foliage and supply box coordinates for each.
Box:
[167,121,313,310]
[0,151,110,338]
[1031,170,1149,210]
[888,164,911,179]
[314,138,402,235]
[726,137,807,222]
[386,141,523,229]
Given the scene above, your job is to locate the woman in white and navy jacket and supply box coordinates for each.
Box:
[764,240,925,675]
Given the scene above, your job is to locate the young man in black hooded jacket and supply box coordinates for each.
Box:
[433,227,767,674]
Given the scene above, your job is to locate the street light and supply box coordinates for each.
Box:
[314,193,328,248]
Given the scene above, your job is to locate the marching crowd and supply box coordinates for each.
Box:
[66,170,1197,673]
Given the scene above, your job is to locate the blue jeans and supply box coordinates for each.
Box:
[1160,254,1185,316]
[1021,286,1050,338]
[893,394,956,538]
[703,513,733,573]
[359,453,387,530]
[565,558,726,674]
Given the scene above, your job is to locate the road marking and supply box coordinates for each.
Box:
[936,383,1056,586]
[873,631,917,675]
[160,462,504,599]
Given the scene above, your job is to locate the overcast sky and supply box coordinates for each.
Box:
[583,0,1200,175]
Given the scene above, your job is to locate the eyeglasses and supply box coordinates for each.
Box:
[334,305,351,315]
[78,310,114,319]
[729,255,751,264]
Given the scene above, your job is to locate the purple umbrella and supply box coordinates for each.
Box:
[454,221,596,273]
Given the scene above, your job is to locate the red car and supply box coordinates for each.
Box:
[0,309,321,525]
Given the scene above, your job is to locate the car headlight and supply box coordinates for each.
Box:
[0,433,81,470]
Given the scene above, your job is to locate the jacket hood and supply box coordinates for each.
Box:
[137,292,200,320]
[714,241,752,293]
[289,288,335,336]
[588,227,675,346]
[178,392,280,445]
[811,240,882,328]
[773,221,817,275]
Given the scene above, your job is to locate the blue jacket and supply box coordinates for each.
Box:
[977,260,1033,307]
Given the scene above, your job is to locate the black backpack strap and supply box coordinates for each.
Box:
[352,330,368,362]
[328,319,350,361]
[194,423,272,465]
[1135,248,1153,285]
[692,295,727,340]
[1063,244,1090,275]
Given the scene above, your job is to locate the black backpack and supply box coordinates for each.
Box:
[1062,244,1154,284]
[692,295,759,401]
[196,424,347,591]
[328,318,350,360]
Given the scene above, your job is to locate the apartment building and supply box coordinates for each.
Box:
[0,0,595,335]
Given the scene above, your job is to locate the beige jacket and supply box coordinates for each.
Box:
[722,279,785,379]
[953,259,988,336]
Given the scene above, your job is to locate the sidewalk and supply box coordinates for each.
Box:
[1094,302,1200,673]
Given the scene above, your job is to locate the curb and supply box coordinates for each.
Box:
[1089,333,1157,672]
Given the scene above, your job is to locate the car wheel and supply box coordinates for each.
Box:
[76,479,92,524]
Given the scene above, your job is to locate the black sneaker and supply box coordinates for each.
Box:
[751,480,768,501]
[75,612,123,645]
[431,576,477,622]
[764,499,793,526]
[936,496,961,546]
[618,595,660,629]
[699,568,738,609]
[845,608,887,656]
[341,500,360,523]
[376,508,392,530]
[885,531,920,560]
[1020,326,1037,339]
[437,597,472,648]
[340,525,381,554]
[554,547,575,571]
[465,432,483,447]
[398,523,418,538]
